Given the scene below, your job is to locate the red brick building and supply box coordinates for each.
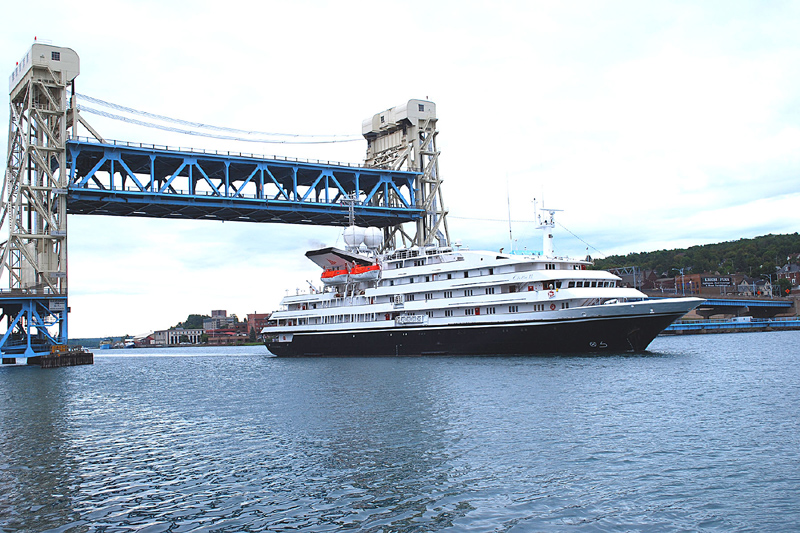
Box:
[247,313,271,334]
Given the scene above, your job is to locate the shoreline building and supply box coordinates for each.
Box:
[153,328,203,346]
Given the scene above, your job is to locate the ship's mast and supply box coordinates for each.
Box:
[535,201,562,258]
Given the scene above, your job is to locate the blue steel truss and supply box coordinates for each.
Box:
[0,294,67,357]
[66,138,424,226]
[698,298,792,309]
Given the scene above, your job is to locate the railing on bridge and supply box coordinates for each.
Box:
[664,316,800,333]
[66,138,424,227]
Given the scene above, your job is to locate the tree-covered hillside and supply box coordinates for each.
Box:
[592,233,800,278]
[173,314,210,329]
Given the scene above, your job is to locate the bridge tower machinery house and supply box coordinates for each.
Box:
[0,43,79,356]
[362,100,449,250]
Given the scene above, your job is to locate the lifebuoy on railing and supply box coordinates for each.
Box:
[548,290,555,298]
[550,303,556,311]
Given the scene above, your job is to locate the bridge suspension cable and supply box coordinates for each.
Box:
[74,92,363,145]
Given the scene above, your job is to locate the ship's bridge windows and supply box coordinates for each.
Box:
[568,281,575,288]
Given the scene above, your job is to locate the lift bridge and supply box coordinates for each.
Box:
[1,43,449,359]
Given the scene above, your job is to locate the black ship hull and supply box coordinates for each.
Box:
[265,311,685,357]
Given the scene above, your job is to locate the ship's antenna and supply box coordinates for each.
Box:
[506,175,513,252]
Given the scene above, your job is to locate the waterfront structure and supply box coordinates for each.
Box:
[0,43,78,355]
[247,313,271,336]
[205,329,249,345]
[153,328,203,346]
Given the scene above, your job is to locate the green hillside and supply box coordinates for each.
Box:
[592,233,800,278]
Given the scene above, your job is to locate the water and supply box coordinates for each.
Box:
[2,332,799,532]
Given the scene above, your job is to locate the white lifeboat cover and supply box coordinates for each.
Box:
[305,247,374,269]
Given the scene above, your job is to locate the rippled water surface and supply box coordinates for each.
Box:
[2,332,800,532]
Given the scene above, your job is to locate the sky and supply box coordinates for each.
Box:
[2,0,799,338]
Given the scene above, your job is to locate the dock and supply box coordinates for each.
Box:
[663,317,800,335]
[24,346,94,368]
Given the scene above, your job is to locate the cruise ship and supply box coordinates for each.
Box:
[263,209,703,356]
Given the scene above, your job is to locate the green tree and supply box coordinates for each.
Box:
[174,314,210,329]
[776,278,793,297]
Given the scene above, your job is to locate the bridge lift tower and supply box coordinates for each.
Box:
[362,100,449,250]
[0,43,79,356]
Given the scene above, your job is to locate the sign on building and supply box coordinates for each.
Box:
[701,276,733,287]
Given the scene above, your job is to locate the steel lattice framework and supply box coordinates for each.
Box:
[363,99,449,249]
[65,139,422,227]
[0,43,76,355]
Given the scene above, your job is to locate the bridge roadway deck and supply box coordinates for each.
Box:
[698,297,793,308]
[66,139,424,226]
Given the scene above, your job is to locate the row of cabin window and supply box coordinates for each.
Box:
[282,301,572,325]
[404,286,499,302]
[567,281,615,288]
[290,280,603,311]
[385,267,496,286]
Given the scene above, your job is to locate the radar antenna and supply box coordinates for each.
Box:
[534,199,562,258]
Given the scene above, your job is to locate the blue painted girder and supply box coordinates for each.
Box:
[0,295,67,356]
[66,139,424,226]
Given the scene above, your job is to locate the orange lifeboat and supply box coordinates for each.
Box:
[320,267,349,285]
[350,264,381,282]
